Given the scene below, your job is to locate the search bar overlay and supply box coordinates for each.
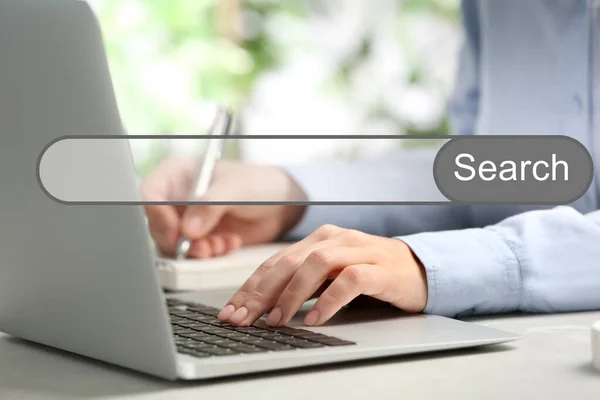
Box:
[37,136,593,205]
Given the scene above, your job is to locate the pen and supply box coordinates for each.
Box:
[175,106,234,260]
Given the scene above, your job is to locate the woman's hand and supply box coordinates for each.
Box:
[141,158,307,259]
[218,224,428,327]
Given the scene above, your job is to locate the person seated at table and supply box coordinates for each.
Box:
[142,0,600,327]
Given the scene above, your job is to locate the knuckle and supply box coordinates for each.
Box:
[316,224,340,238]
[341,229,366,244]
[342,265,366,285]
[307,249,333,267]
[278,254,303,268]
[317,290,338,307]
[247,290,267,305]
[256,261,274,275]
[282,284,303,299]
[229,291,248,307]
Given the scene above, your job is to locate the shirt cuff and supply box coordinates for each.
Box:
[399,228,522,318]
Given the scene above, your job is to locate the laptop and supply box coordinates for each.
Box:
[0,0,519,380]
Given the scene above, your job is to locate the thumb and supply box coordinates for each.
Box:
[181,202,228,240]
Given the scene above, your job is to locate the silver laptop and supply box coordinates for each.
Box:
[0,0,519,380]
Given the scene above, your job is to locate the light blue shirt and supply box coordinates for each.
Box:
[286,0,600,318]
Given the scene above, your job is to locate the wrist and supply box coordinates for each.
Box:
[408,246,429,313]
[396,239,429,314]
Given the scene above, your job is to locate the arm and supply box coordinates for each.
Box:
[284,149,469,238]
[401,207,600,318]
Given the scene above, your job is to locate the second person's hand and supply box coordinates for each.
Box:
[217,224,429,327]
[141,157,307,259]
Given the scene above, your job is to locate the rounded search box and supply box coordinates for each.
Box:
[37,135,593,205]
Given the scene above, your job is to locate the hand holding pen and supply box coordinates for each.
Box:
[141,108,308,260]
[175,106,234,260]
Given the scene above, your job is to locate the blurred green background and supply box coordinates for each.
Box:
[90,0,462,176]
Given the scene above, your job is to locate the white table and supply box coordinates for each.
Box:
[0,311,598,400]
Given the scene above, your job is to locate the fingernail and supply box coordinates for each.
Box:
[229,307,249,325]
[304,310,321,326]
[267,308,283,326]
[184,217,203,235]
[218,305,236,321]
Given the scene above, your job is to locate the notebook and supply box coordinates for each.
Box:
[156,243,291,291]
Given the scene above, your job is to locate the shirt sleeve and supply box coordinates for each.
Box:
[283,149,469,239]
[400,207,600,318]
[449,0,481,135]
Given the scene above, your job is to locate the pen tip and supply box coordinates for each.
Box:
[175,239,191,260]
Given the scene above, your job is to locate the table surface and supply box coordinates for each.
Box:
[0,310,599,400]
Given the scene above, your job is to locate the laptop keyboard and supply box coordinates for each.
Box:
[167,299,356,358]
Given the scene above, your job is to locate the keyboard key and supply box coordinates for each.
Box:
[238,337,268,345]
[190,351,211,358]
[201,346,239,356]
[185,304,222,317]
[203,337,238,347]
[186,323,215,331]
[183,342,218,351]
[186,315,219,323]
[253,321,305,334]
[177,347,196,356]
[175,320,202,327]
[291,332,328,339]
[209,321,235,328]
[267,326,312,336]
[228,344,269,354]
[245,330,280,339]
[184,303,217,312]
[253,341,296,351]
[307,335,356,346]
[172,327,193,334]
[263,334,291,342]
[171,311,202,319]
[199,310,221,317]
[292,332,329,338]
[177,347,211,358]
[201,327,233,336]
[218,332,254,340]
[176,340,197,348]
[267,336,302,345]
[290,340,326,349]
[179,332,212,340]
[319,340,356,347]
[183,341,240,356]
[234,326,265,335]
